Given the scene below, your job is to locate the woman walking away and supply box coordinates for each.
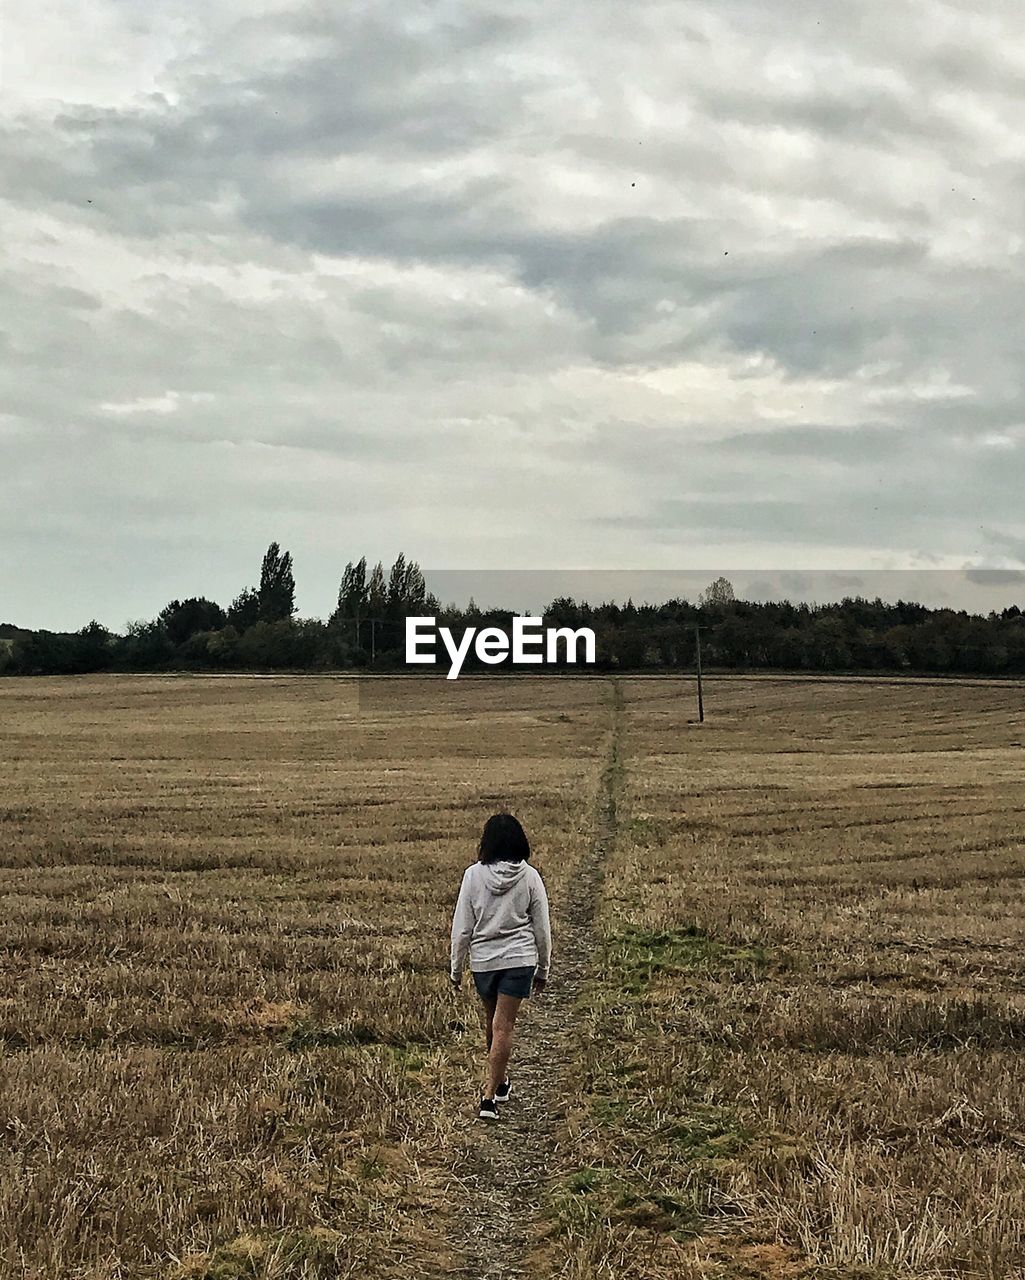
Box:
[450,813,552,1121]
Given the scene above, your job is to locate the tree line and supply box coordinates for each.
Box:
[3,555,1025,677]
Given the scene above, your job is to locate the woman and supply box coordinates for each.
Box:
[450,813,552,1120]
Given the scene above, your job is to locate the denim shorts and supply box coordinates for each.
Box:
[472,966,536,1000]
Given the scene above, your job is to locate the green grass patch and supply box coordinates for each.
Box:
[565,1166,606,1194]
[587,1089,752,1167]
[550,1166,630,1232]
[663,1102,753,1161]
[549,1039,756,1243]
[544,924,766,1247]
[185,1228,345,1279]
[551,1162,705,1237]
[607,924,768,992]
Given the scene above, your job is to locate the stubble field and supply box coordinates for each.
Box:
[0,674,1022,1279]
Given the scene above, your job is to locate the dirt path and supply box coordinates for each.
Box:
[448,679,624,1279]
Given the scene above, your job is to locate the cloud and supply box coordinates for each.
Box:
[3,0,1025,628]
[964,568,1025,585]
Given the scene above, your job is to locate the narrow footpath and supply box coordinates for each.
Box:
[449,679,624,1279]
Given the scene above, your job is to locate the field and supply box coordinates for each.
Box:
[1,675,1023,1279]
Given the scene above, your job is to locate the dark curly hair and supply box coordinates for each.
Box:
[478,813,531,864]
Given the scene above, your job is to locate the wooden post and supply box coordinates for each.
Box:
[695,624,704,723]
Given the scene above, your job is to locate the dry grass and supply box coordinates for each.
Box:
[3,674,1023,1278]
[550,677,1025,1279]
[0,675,607,1278]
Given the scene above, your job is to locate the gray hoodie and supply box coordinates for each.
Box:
[450,860,552,981]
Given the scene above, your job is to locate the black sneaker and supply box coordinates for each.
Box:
[478,1097,499,1121]
[494,1079,512,1104]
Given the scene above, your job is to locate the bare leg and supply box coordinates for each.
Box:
[485,994,523,1100]
[481,995,497,1053]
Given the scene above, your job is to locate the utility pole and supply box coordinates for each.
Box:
[695,624,704,723]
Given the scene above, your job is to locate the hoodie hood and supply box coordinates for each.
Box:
[480,860,529,895]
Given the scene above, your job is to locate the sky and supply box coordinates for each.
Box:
[3,0,1025,630]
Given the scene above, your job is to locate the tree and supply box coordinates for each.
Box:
[237,621,294,668]
[367,561,387,616]
[69,621,114,673]
[605,626,648,670]
[334,558,368,622]
[158,597,226,647]
[205,626,240,667]
[404,560,428,611]
[543,597,582,627]
[227,588,260,632]
[807,615,852,670]
[10,631,75,675]
[13,622,115,675]
[386,554,407,619]
[121,619,175,668]
[258,543,295,622]
[700,577,736,610]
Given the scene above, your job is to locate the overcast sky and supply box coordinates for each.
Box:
[3,0,1025,629]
